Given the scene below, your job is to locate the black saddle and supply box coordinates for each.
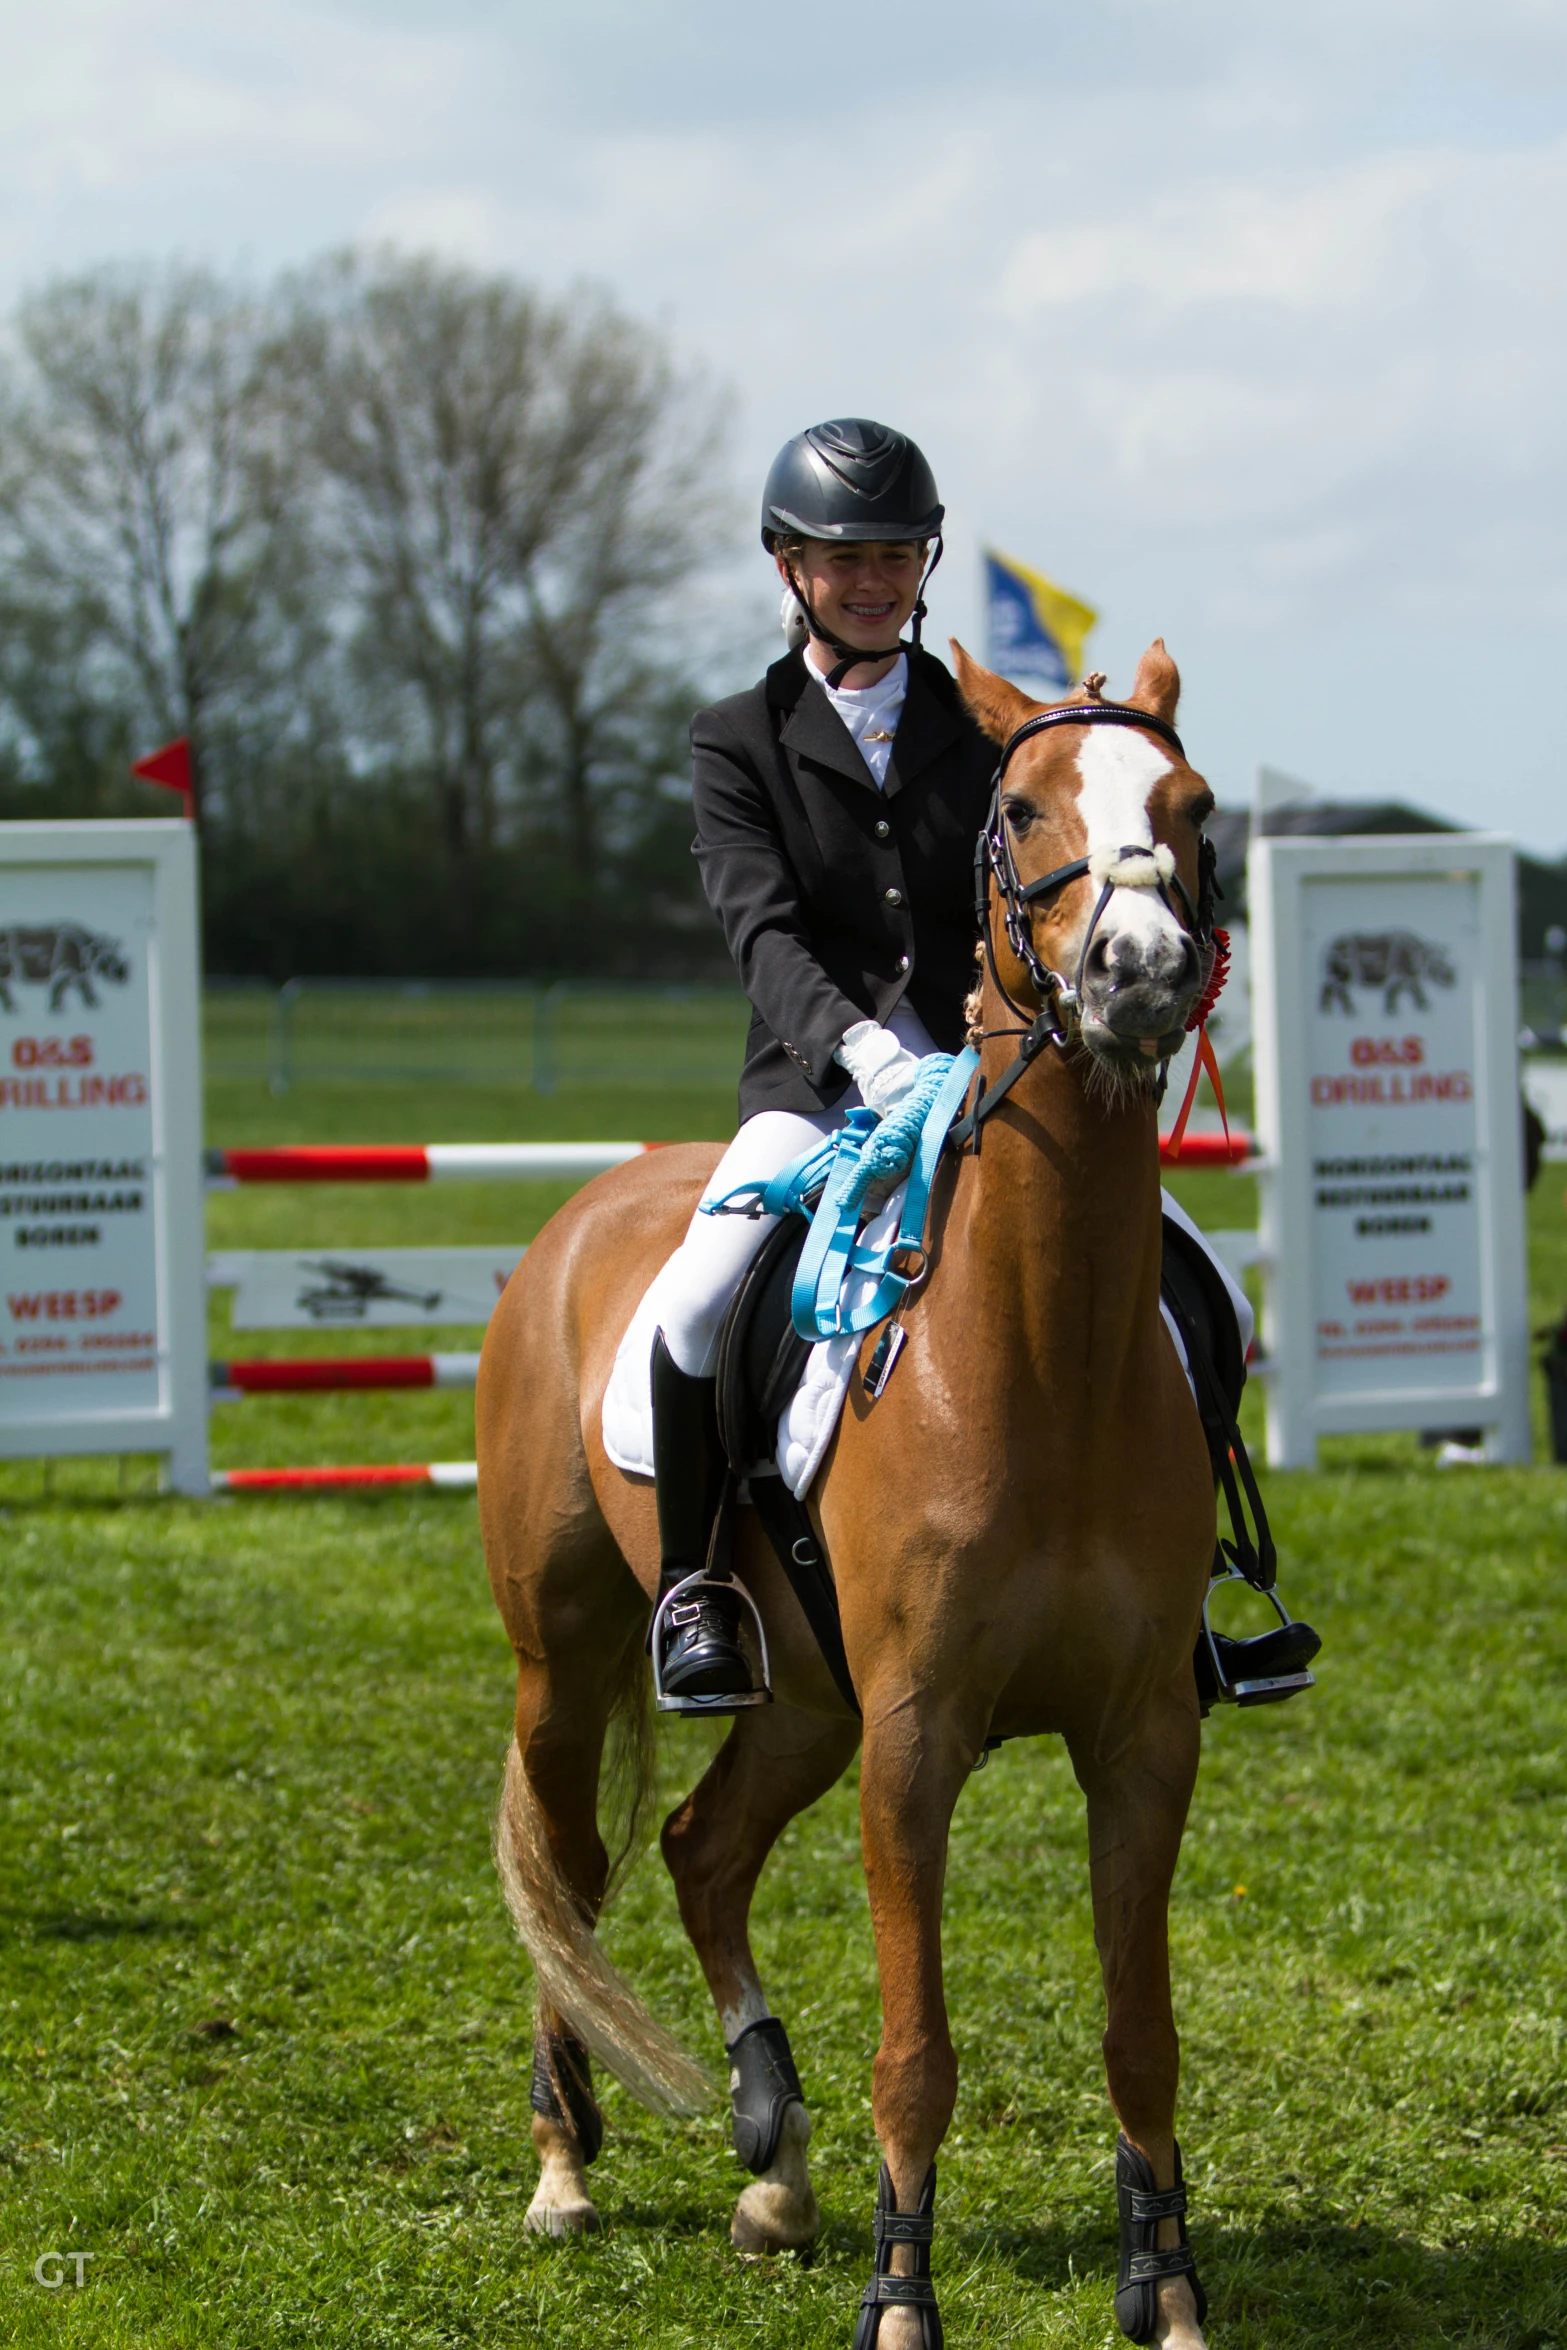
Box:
[715,1213,813,1478]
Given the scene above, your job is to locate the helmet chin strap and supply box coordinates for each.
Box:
[786,537,945,690]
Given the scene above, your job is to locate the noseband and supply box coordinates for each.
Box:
[951,700,1220,1154]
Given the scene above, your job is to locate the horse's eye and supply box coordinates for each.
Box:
[1190,792,1215,827]
[1003,800,1033,836]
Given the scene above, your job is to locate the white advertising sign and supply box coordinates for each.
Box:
[1251,835,1529,1467]
[207,1245,525,1330]
[0,822,206,1492]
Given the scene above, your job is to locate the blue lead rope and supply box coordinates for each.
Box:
[702,1047,980,1341]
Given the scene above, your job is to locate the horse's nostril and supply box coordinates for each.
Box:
[1177,934,1201,989]
[1083,935,1114,982]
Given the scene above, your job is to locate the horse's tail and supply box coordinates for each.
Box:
[492,1660,713,2120]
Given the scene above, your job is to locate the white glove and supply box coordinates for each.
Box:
[835,1019,924,1114]
[780,584,809,650]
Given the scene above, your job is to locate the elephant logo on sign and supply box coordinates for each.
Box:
[1320,931,1456,1016]
[0,922,131,1013]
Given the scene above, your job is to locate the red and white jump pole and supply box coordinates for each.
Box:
[211,1353,480,1395]
[213,1461,478,1493]
[207,1131,1251,1183]
[205,1141,662,1185]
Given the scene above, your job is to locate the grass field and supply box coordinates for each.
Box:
[2,1075,1565,2345]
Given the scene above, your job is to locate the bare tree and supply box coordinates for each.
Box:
[0,263,316,819]
[0,249,741,976]
[292,250,731,880]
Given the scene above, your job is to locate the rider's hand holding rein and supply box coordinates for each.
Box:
[835,1019,930,1116]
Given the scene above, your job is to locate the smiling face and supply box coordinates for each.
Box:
[953,639,1214,1084]
[776,539,927,656]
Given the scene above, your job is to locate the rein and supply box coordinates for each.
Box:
[951,698,1222,1157]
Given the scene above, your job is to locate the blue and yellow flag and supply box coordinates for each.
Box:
[983,549,1097,692]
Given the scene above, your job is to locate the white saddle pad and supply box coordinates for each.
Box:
[602,1187,907,1500]
[600,1189,1250,1503]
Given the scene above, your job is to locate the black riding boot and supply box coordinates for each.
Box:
[651,1329,755,1704]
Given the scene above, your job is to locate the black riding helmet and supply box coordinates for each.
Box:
[762,418,945,685]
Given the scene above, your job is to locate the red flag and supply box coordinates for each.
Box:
[131,736,193,818]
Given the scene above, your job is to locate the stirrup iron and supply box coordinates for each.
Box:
[1198,1563,1318,1712]
[1115,2135,1205,2344]
[650,1567,772,1716]
[852,2161,943,2349]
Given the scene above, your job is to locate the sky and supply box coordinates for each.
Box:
[2,1,1566,846]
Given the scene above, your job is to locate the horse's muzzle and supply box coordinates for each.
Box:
[1078,925,1201,1072]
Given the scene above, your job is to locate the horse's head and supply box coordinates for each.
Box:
[953,639,1214,1089]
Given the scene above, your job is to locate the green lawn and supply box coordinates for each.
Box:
[2,1078,1565,2344]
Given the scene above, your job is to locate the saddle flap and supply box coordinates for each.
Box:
[1159,1211,1245,1451]
[714,1212,812,1473]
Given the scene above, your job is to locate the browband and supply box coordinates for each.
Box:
[994,700,1185,786]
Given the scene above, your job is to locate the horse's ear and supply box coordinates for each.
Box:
[1126,639,1180,724]
[950,640,1040,746]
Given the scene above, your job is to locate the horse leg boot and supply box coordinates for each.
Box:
[1072,1695,1209,2350]
[661,1700,861,2254]
[854,1705,972,2349]
[651,1329,755,1704]
[528,2043,600,2236]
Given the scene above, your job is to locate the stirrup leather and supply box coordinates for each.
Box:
[852,2161,944,2349]
[1114,2135,1206,2344]
[650,1567,772,1716]
[1198,1563,1317,1712]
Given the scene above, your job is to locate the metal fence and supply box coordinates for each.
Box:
[203,979,750,1093]
[1520,958,1567,1049]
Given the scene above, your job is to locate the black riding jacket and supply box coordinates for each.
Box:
[691,645,995,1119]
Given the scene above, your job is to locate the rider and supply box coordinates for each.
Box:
[642,416,1313,1712]
[639,417,988,1704]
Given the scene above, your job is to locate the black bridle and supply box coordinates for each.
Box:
[950,700,1220,1154]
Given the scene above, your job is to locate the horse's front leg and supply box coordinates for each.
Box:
[1069,1683,1208,2350]
[661,1699,860,2257]
[856,1687,975,2350]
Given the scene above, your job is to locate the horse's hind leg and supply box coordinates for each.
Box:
[661,1701,860,2255]
[496,1594,652,2241]
[1070,1689,1209,2350]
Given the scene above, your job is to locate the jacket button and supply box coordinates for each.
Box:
[874,819,891,840]
[883,886,903,906]
[898,954,911,973]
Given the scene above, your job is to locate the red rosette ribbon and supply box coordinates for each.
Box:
[1166,928,1232,1162]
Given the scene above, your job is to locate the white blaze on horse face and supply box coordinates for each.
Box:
[1072,727,1184,965]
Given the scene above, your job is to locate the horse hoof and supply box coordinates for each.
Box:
[1154,2274,1207,2349]
[730,2178,819,2257]
[730,2097,818,2256]
[524,2186,601,2238]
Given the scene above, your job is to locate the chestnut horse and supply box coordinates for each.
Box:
[478,642,1218,2349]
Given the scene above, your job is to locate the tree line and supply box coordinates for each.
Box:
[0,252,745,978]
